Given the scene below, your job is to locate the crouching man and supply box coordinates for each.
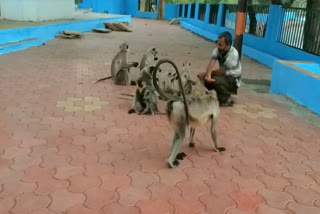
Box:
[198,31,241,107]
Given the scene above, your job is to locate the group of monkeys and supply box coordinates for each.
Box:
[96,42,226,168]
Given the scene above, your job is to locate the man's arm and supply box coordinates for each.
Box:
[205,59,216,78]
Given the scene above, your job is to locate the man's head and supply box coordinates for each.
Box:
[217,32,232,55]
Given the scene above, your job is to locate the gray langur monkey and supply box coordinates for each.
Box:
[94,42,139,85]
[128,66,159,115]
[152,59,225,168]
[164,61,195,97]
[140,47,158,70]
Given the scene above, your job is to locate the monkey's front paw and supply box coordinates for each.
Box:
[176,152,187,160]
[189,142,195,148]
[128,109,135,114]
[134,62,139,67]
[168,160,180,168]
[137,80,143,88]
[214,147,226,152]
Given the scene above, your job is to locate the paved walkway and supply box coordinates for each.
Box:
[0,18,320,214]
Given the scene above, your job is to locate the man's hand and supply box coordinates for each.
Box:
[205,76,216,83]
[205,59,216,79]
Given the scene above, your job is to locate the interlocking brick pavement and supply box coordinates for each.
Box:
[0,18,320,213]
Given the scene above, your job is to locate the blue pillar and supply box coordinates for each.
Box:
[217,4,225,27]
[205,4,210,23]
[195,3,199,20]
[165,4,179,20]
[265,5,283,43]
[182,4,185,20]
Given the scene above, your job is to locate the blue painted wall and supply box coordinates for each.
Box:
[77,0,91,9]
[78,0,126,14]
[122,0,180,20]
[0,16,131,55]
[165,4,180,20]
[77,0,180,20]
[271,61,320,114]
[124,0,160,20]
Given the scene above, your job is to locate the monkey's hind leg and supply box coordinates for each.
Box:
[124,68,130,86]
[210,116,225,152]
[168,123,186,168]
[128,109,136,114]
[140,105,150,115]
[189,128,196,148]
[149,103,159,115]
[128,89,144,114]
[114,69,126,85]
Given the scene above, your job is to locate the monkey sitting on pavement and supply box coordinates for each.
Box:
[140,47,158,70]
[94,42,139,85]
[152,59,225,168]
[128,66,159,115]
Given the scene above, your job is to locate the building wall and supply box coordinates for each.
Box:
[124,0,180,20]
[180,4,320,67]
[78,0,125,14]
[1,0,75,21]
[77,0,180,20]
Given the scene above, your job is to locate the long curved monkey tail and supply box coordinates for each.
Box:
[152,59,190,125]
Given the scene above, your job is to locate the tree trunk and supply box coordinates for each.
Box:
[158,0,166,20]
[247,0,257,35]
[303,0,320,55]
[145,0,150,12]
[271,0,282,5]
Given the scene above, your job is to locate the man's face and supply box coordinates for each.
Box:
[217,37,230,55]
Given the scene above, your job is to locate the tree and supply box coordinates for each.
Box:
[270,0,295,5]
[158,0,166,19]
[247,0,295,36]
[248,0,258,35]
[303,0,320,54]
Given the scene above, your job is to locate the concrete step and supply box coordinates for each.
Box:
[0,38,45,55]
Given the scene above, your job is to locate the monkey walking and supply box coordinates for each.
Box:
[153,59,226,168]
[128,66,159,115]
[94,42,139,85]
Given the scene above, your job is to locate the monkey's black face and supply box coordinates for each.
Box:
[120,43,129,51]
[149,66,155,75]
[183,62,192,67]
